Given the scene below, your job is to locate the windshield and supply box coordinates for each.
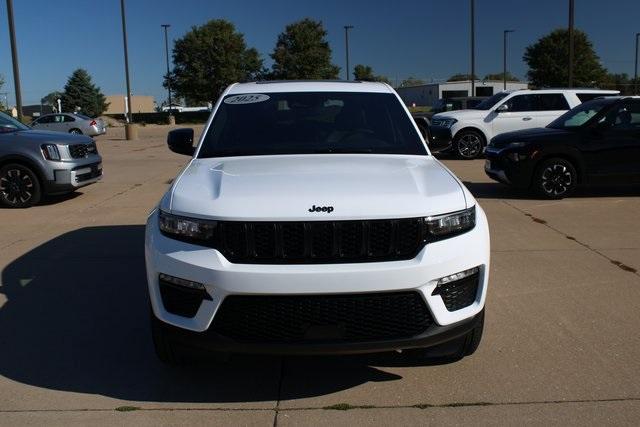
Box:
[0,112,29,133]
[547,99,611,129]
[198,91,427,158]
[473,92,509,110]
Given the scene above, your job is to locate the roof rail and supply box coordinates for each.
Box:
[254,80,363,84]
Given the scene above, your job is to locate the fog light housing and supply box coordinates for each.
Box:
[432,267,481,311]
[158,273,206,291]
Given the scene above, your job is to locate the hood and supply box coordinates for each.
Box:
[490,127,572,148]
[9,129,93,145]
[167,155,469,221]
[432,109,485,120]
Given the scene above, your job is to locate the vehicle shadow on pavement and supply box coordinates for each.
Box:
[0,226,403,403]
[463,181,640,200]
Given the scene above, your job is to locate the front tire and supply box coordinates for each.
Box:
[453,129,485,159]
[0,163,42,208]
[532,158,577,199]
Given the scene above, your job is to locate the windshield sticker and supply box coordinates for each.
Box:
[224,94,270,105]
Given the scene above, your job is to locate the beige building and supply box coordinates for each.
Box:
[104,95,156,114]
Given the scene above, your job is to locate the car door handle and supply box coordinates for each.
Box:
[522,117,533,121]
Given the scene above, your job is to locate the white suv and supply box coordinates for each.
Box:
[430,89,619,159]
[145,81,490,364]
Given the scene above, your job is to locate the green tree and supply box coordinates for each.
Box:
[601,73,639,95]
[270,18,340,80]
[524,28,607,88]
[165,19,263,104]
[399,77,425,87]
[447,73,478,82]
[483,72,519,81]
[61,69,108,116]
[353,64,390,84]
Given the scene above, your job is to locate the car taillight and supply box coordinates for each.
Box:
[89,120,97,126]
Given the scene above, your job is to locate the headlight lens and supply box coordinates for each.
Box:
[432,117,458,128]
[41,144,60,160]
[159,210,217,241]
[425,206,475,238]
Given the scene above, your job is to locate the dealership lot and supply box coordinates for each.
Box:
[0,125,639,426]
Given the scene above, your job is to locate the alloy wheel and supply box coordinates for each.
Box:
[457,133,482,158]
[0,168,34,205]
[541,163,573,196]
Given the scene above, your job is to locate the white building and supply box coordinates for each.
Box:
[396,80,529,107]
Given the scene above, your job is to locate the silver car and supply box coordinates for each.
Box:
[0,112,102,208]
[31,113,107,136]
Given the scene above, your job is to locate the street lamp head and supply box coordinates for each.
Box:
[504,29,515,34]
[161,24,171,28]
[344,25,354,30]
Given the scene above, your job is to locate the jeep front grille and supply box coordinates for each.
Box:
[69,142,98,158]
[213,218,425,264]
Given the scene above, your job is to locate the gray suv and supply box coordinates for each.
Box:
[0,112,102,208]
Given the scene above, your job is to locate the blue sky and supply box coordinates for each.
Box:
[0,0,638,105]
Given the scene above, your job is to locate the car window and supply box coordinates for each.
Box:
[547,98,612,129]
[537,94,570,111]
[577,93,606,103]
[606,102,640,129]
[37,115,54,124]
[199,91,427,158]
[503,94,536,112]
[63,115,76,123]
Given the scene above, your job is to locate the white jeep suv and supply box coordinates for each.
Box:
[431,89,619,159]
[145,81,490,364]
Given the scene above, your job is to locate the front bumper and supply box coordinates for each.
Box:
[145,206,490,353]
[484,147,534,188]
[428,125,454,152]
[44,157,103,194]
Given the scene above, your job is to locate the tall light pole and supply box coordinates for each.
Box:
[344,25,354,80]
[635,33,640,95]
[568,0,575,88]
[503,30,514,90]
[470,0,475,96]
[161,24,173,121]
[120,0,136,139]
[6,0,23,121]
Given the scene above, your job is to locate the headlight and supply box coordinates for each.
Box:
[41,144,60,160]
[432,118,458,128]
[425,206,475,238]
[159,210,217,242]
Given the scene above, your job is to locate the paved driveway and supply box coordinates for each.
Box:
[1,126,639,426]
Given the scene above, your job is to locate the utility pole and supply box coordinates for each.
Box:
[6,0,23,121]
[568,0,575,88]
[161,24,175,124]
[503,30,514,90]
[120,0,137,139]
[470,0,475,96]
[635,33,640,95]
[344,25,354,80]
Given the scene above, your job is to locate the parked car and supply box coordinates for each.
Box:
[146,81,490,365]
[31,113,106,136]
[0,112,102,208]
[412,97,488,153]
[430,89,620,159]
[485,96,640,199]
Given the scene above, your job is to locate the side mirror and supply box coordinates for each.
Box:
[167,128,195,156]
[495,104,509,113]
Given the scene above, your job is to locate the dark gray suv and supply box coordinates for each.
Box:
[0,112,102,208]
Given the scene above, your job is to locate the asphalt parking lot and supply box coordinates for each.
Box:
[1,125,639,426]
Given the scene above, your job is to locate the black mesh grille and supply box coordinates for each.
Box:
[214,218,425,264]
[69,142,98,158]
[432,272,480,311]
[159,279,212,318]
[211,292,433,343]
